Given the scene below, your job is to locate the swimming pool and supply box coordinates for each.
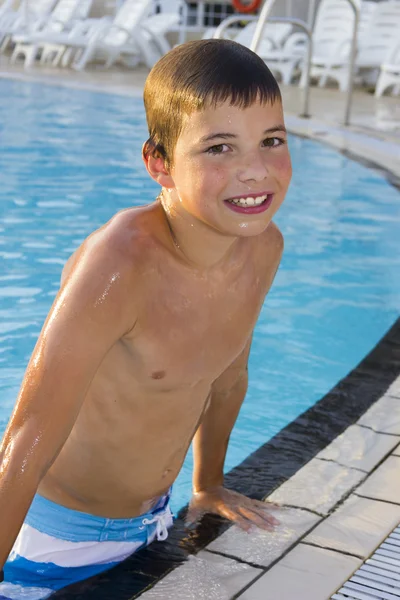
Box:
[0,78,399,516]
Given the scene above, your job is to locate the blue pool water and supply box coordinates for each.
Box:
[0,79,399,515]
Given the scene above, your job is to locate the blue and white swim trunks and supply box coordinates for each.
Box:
[0,491,173,599]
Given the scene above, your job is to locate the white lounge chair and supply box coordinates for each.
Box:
[0,0,58,53]
[0,0,16,46]
[301,0,400,91]
[28,0,179,70]
[9,0,94,68]
[298,0,361,91]
[354,1,400,88]
[260,31,309,85]
[205,21,292,48]
[375,41,400,97]
[0,0,15,21]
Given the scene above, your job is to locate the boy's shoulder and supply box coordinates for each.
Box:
[62,204,160,285]
[95,204,160,255]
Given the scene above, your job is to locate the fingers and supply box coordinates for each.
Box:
[185,505,204,528]
[185,490,283,533]
[237,506,277,531]
[218,505,253,532]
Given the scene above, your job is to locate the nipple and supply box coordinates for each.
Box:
[151,370,166,380]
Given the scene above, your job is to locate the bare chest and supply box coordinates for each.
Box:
[126,265,266,388]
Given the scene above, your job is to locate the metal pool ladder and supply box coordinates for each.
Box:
[331,523,400,599]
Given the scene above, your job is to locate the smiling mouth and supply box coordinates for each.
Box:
[226,194,268,207]
[224,193,274,214]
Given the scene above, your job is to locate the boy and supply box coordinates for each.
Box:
[0,38,292,598]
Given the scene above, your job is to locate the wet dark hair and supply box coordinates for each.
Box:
[143,39,282,169]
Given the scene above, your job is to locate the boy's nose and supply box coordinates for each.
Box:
[237,153,269,184]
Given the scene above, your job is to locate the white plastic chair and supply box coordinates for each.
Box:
[259,30,309,85]
[299,0,360,91]
[36,0,180,70]
[355,1,400,87]
[237,22,306,85]
[375,41,400,97]
[301,0,400,91]
[0,0,15,21]
[203,21,292,48]
[9,0,94,67]
[0,0,58,52]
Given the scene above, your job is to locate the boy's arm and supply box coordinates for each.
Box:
[189,228,284,531]
[192,337,252,494]
[189,338,279,532]
[0,236,136,567]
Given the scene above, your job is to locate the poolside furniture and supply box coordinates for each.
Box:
[294,0,360,90]
[238,22,309,85]
[0,0,15,21]
[299,0,400,92]
[354,1,400,89]
[259,29,311,85]
[9,0,94,68]
[21,0,180,70]
[203,21,292,48]
[375,41,400,97]
[0,0,58,53]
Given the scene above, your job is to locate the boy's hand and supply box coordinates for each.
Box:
[186,486,280,532]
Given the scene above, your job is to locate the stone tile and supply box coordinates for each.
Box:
[207,507,321,568]
[268,458,365,515]
[358,394,400,435]
[238,543,362,600]
[356,455,400,504]
[386,377,400,399]
[305,494,400,558]
[139,551,262,600]
[318,424,400,471]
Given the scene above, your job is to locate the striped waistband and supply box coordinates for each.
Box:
[25,490,172,543]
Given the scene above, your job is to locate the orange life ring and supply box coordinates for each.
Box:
[232,0,262,14]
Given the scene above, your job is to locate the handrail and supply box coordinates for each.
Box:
[215,0,360,126]
[213,14,257,38]
[214,14,312,119]
[251,0,359,126]
[344,0,359,126]
[249,0,276,52]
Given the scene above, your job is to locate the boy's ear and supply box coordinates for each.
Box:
[142,140,175,188]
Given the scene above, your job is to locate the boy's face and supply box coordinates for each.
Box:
[168,98,292,238]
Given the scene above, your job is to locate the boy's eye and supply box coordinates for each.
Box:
[207,144,228,155]
[262,137,284,148]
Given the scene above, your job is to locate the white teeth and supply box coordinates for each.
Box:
[227,194,268,206]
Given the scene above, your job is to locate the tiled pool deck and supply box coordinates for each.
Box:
[143,379,400,600]
[1,57,399,599]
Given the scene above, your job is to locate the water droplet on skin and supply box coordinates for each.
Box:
[94,272,121,307]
